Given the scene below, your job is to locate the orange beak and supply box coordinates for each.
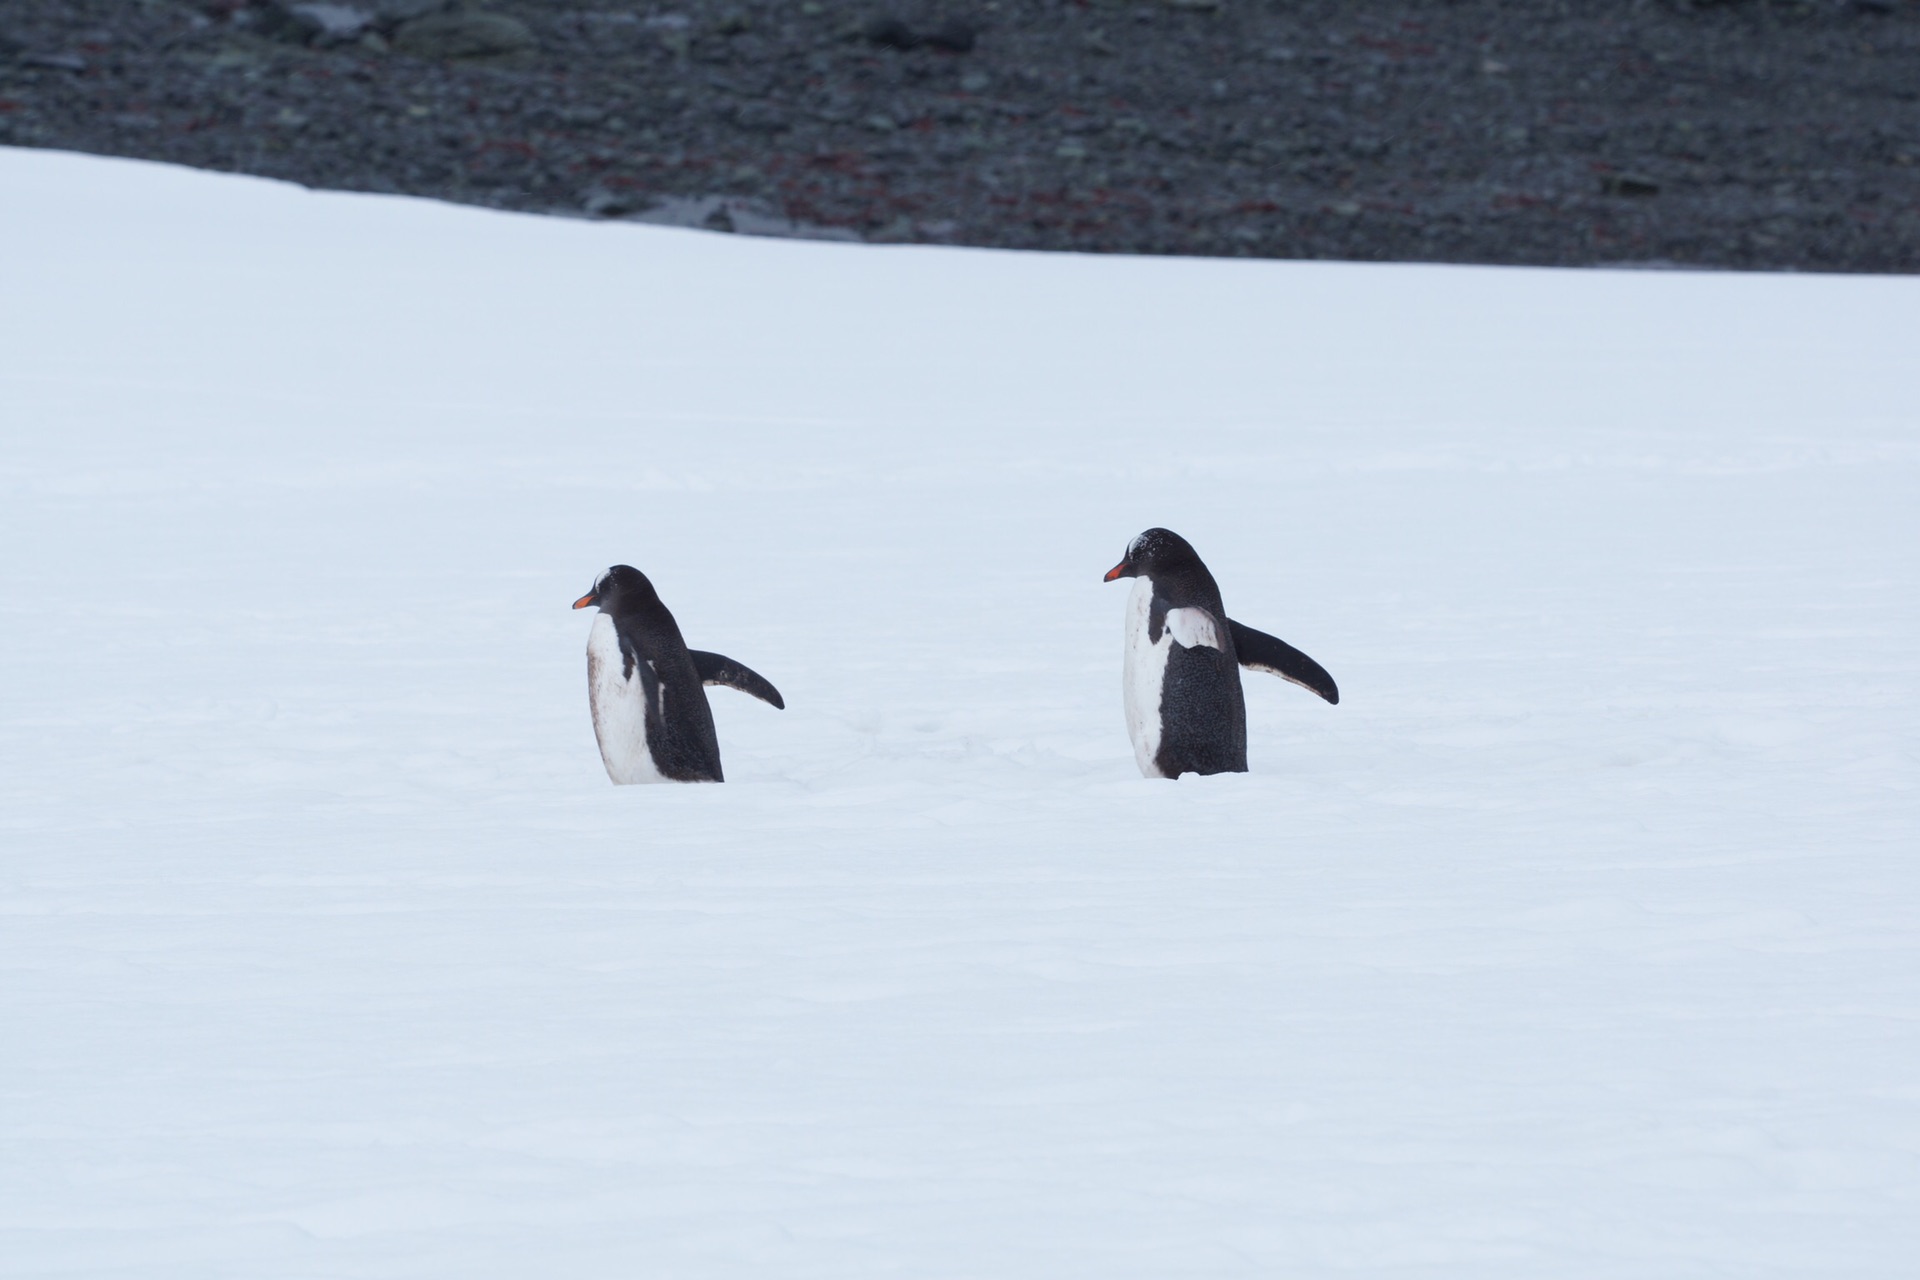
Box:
[1102,561,1131,583]
[572,593,597,610]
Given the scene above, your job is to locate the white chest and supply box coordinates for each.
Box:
[1121,575,1171,778]
[586,613,667,784]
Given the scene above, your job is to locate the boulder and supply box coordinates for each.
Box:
[732,101,790,133]
[291,4,375,46]
[20,51,88,72]
[861,16,977,53]
[393,11,536,62]
[374,0,447,24]
[862,17,919,50]
[923,20,975,52]
[1600,172,1660,197]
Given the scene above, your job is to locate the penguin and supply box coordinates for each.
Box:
[571,565,784,784]
[1102,528,1338,779]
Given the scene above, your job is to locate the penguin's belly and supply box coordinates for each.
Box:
[586,613,667,784]
[1121,578,1247,779]
[1122,577,1172,777]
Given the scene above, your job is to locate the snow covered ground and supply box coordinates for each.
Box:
[2,146,1917,1278]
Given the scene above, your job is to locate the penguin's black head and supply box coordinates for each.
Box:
[1103,528,1198,582]
[572,564,655,612]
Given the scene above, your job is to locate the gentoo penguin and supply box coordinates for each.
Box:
[572,565,784,784]
[1102,528,1338,779]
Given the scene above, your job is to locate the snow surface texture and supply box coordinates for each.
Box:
[2,146,1918,1278]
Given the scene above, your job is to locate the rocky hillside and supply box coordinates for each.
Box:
[2,0,1916,270]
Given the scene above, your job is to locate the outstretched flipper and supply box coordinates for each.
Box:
[689,651,786,710]
[1228,619,1339,705]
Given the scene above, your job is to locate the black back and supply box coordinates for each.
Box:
[589,565,726,782]
[1157,642,1249,777]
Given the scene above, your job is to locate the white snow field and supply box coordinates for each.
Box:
[2,145,1918,1279]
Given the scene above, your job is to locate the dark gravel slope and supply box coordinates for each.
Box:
[3,0,1917,270]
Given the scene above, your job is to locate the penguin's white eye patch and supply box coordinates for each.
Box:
[1164,607,1223,652]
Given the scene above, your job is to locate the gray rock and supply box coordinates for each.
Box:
[924,20,975,53]
[581,187,636,218]
[862,17,918,50]
[1600,172,1660,197]
[732,100,789,133]
[861,16,976,54]
[551,105,607,128]
[629,194,861,242]
[392,11,536,62]
[645,15,691,59]
[249,2,322,44]
[290,4,374,46]
[374,0,448,24]
[20,51,87,72]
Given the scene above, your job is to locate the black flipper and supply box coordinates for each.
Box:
[1227,619,1339,705]
[1147,595,1169,643]
[689,651,786,710]
[619,637,671,723]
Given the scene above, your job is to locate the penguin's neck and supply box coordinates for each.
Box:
[1126,573,1156,624]
[587,610,627,671]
